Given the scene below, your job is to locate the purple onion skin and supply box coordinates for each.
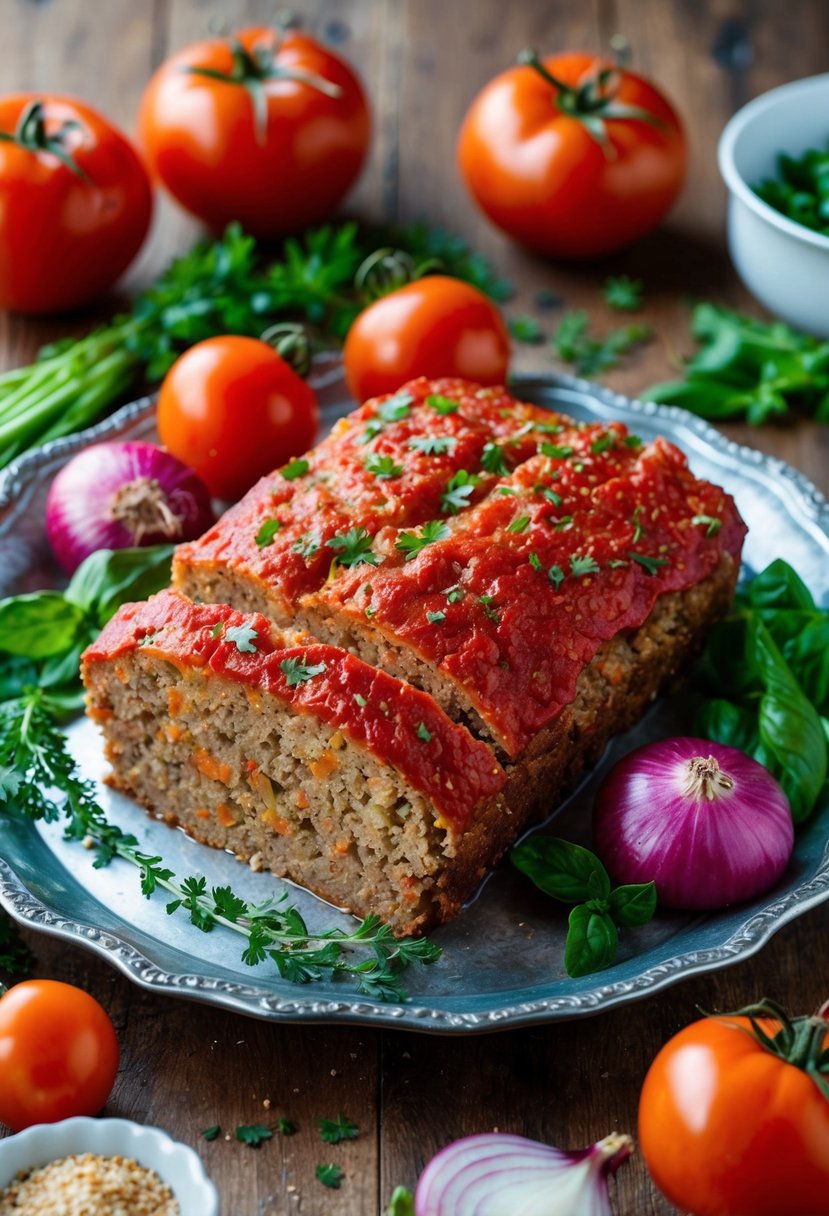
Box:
[593,737,794,911]
[45,441,215,575]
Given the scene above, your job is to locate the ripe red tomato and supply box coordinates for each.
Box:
[139,27,370,238]
[639,1011,829,1216]
[343,276,510,402]
[457,52,686,259]
[0,980,119,1131]
[0,95,152,314]
[157,336,319,501]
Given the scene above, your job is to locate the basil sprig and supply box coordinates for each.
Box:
[511,836,656,978]
[696,559,828,823]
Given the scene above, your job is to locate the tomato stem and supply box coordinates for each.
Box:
[0,99,91,182]
[723,999,829,1101]
[259,321,312,377]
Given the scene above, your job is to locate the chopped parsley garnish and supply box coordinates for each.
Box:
[528,552,543,572]
[507,514,531,534]
[426,393,460,415]
[235,1124,273,1147]
[692,513,722,537]
[446,585,465,603]
[570,554,600,578]
[623,434,643,449]
[604,274,644,312]
[395,519,450,560]
[319,1114,360,1145]
[138,632,157,646]
[440,468,480,514]
[608,558,629,569]
[408,435,458,455]
[365,454,404,479]
[326,527,380,568]
[225,623,258,653]
[277,1118,297,1136]
[417,722,432,742]
[280,655,328,685]
[553,310,652,376]
[292,529,322,560]
[508,314,544,344]
[280,458,309,481]
[553,515,574,531]
[316,1163,344,1189]
[535,421,565,434]
[539,487,563,506]
[632,506,645,543]
[202,1125,221,1141]
[365,605,375,618]
[354,693,368,707]
[478,594,500,623]
[377,392,414,421]
[540,442,575,460]
[498,486,520,496]
[210,622,223,638]
[255,518,282,547]
[481,441,508,475]
[629,552,669,575]
[358,419,384,444]
[548,564,565,589]
[590,432,615,455]
[426,610,446,624]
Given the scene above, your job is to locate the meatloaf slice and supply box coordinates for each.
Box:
[81,590,506,936]
[172,377,587,625]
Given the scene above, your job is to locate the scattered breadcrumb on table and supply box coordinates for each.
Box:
[0,1153,180,1216]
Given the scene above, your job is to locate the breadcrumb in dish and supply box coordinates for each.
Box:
[0,1152,179,1215]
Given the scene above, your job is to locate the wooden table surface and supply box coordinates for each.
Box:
[3,1,829,1213]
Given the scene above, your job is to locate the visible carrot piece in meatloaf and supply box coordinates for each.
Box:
[81,590,506,935]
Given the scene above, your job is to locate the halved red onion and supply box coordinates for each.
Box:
[414,1131,633,1216]
[593,737,794,910]
[46,441,215,574]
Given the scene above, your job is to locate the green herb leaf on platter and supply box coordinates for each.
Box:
[608,882,658,928]
[564,905,618,978]
[0,593,86,659]
[511,836,612,904]
[65,545,175,627]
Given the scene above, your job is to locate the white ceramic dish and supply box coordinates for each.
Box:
[718,72,829,336]
[0,1117,219,1215]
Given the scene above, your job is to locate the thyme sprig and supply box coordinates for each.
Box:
[0,690,440,1001]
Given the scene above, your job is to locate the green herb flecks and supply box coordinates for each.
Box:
[511,836,656,977]
[416,722,432,743]
[408,435,458,456]
[481,442,508,475]
[426,394,460,415]
[319,1114,359,1145]
[316,1163,345,1189]
[440,469,480,515]
[540,442,574,460]
[377,393,414,422]
[553,310,651,377]
[426,610,446,624]
[753,142,829,238]
[629,552,669,576]
[507,515,531,534]
[395,520,450,560]
[508,314,544,344]
[280,656,327,685]
[225,623,258,653]
[692,513,722,538]
[604,275,644,312]
[548,565,565,590]
[255,518,282,547]
[365,454,403,479]
[280,458,309,482]
[326,527,380,568]
[292,530,322,560]
[570,555,599,578]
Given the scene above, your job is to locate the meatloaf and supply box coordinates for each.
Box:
[84,378,747,934]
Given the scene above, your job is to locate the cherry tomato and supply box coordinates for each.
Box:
[0,95,152,315]
[457,52,686,259]
[639,1012,829,1216]
[157,336,319,501]
[139,27,370,239]
[343,276,510,402]
[0,980,119,1131]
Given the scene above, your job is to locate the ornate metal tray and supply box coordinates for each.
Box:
[1,371,827,1033]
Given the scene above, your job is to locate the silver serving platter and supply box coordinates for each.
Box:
[1,370,827,1033]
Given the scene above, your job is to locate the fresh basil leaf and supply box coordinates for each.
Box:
[643,379,749,419]
[66,546,174,626]
[755,621,827,822]
[782,619,829,713]
[0,593,87,659]
[695,698,760,755]
[699,616,764,697]
[0,655,39,701]
[41,688,87,717]
[744,559,816,614]
[564,905,618,978]
[39,641,87,692]
[511,836,611,903]
[608,882,657,928]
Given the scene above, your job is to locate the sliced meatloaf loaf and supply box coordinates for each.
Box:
[175,379,746,759]
[82,590,506,936]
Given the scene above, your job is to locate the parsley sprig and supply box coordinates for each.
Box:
[440,469,480,514]
[326,527,380,568]
[395,520,450,560]
[553,310,651,376]
[0,689,441,1002]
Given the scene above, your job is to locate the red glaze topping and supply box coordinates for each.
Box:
[173,377,583,616]
[83,589,506,832]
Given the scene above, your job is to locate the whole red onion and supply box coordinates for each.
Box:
[593,737,794,910]
[46,440,214,574]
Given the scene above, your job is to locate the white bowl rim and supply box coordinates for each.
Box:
[0,1116,218,1212]
[718,71,829,253]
